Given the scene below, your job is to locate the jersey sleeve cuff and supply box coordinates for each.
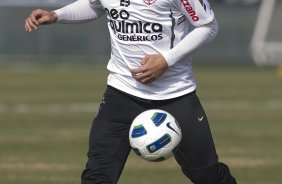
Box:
[53,9,62,22]
[160,50,178,67]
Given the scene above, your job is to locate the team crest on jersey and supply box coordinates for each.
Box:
[144,0,157,6]
[120,0,130,7]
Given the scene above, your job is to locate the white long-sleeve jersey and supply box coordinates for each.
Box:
[55,0,218,100]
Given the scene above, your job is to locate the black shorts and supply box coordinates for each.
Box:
[81,85,218,184]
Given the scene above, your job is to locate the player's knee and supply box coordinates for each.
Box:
[183,162,237,184]
[81,155,120,184]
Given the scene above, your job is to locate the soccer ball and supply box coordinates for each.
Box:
[129,109,182,162]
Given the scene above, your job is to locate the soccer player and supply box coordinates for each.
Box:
[25,0,237,183]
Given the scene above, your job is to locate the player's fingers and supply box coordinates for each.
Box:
[25,19,33,32]
[30,10,44,26]
[30,15,39,26]
[37,16,50,25]
[24,19,29,32]
[130,67,144,76]
[132,71,154,84]
[30,9,49,27]
[130,56,151,75]
[27,17,38,30]
[32,9,45,19]
[140,56,148,66]
[139,75,155,84]
[132,72,142,81]
[30,13,39,26]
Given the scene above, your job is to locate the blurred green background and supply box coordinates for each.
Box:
[0,1,282,184]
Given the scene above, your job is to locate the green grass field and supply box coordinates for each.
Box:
[0,62,282,184]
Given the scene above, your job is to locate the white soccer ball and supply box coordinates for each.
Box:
[129,109,182,162]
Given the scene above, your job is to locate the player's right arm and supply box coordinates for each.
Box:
[25,0,105,32]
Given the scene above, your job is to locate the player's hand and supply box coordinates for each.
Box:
[130,54,169,84]
[25,9,58,32]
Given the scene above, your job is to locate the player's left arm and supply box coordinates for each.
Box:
[162,0,218,66]
[131,0,218,84]
[162,18,218,66]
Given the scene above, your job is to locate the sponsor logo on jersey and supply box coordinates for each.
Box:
[180,0,199,21]
[105,8,163,42]
[144,0,157,6]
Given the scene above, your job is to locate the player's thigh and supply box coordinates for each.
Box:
[88,86,143,161]
[162,92,218,169]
